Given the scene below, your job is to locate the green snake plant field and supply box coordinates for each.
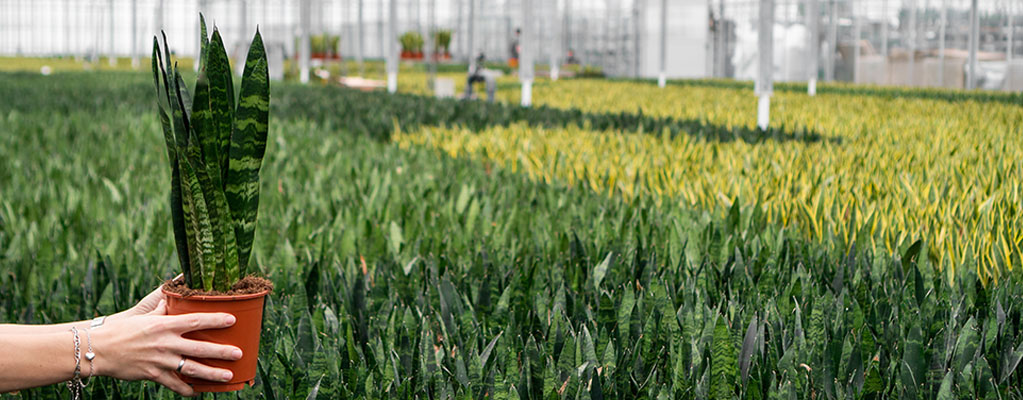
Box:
[2,71,1023,399]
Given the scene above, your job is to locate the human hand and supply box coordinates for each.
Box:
[114,274,182,319]
[90,298,242,396]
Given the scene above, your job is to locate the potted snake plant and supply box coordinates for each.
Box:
[151,15,273,393]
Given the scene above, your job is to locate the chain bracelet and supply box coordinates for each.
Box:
[67,327,83,400]
[82,328,95,386]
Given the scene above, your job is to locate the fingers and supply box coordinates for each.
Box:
[146,299,167,316]
[174,358,235,383]
[172,338,243,361]
[152,370,195,397]
[167,312,236,333]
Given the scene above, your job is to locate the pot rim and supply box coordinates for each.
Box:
[161,280,271,302]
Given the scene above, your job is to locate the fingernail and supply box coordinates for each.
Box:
[221,371,233,382]
[225,315,236,325]
[232,348,243,359]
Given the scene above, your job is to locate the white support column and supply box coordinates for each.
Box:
[631,0,641,78]
[300,0,311,83]
[757,0,774,131]
[881,0,888,59]
[1008,0,1015,89]
[521,0,535,106]
[717,0,727,77]
[386,0,398,93]
[806,0,818,95]
[108,0,116,66]
[1007,0,1014,62]
[467,0,476,68]
[938,0,947,86]
[968,0,979,89]
[852,0,860,83]
[552,0,562,81]
[131,0,139,68]
[357,0,364,74]
[658,0,667,87]
[378,0,385,59]
[826,0,836,81]
[427,0,436,89]
[908,0,916,86]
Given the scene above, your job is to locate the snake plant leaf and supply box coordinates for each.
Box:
[954,317,980,373]
[1000,340,1023,383]
[936,370,955,400]
[151,39,192,287]
[207,29,235,183]
[198,13,209,68]
[179,157,216,292]
[739,316,758,387]
[710,316,736,400]
[226,29,269,272]
[191,71,240,291]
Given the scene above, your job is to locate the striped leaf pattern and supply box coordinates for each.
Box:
[207,30,235,184]
[190,72,240,291]
[151,39,192,287]
[198,14,209,68]
[227,29,270,273]
[151,15,268,291]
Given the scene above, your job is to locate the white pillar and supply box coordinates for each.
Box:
[1007,0,1014,62]
[967,0,979,89]
[826,0,836,81]
[757,0,774,131]
[716,0,727,77]
[131,0,139,68]
[658,0,667,87]
[357,0,364,74]
[806,0,818,95]
[299,0,311,83]
[881,0,888,59]
[908,0,916,86]
[551,0,562,81]
[938,0,946,86]
[631,0,641,78]
[521,0,535,106]
[467,0,476,69]
[852,0,860,83]
[427,0,436,89]
[386,0,398,93]
[108,0,116,66]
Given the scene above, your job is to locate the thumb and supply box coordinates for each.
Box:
[147,299,167,316]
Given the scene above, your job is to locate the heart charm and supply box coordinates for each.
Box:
[85,352,95,361]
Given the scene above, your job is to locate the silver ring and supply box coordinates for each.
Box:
[176,358,186,373]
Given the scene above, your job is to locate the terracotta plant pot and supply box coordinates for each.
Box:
[162,285,271,392]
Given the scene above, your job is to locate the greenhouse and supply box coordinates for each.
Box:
[1,0,1023,398]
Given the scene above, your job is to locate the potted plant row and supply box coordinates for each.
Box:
[399,31,425,60]
[151,14,273,392]
[432,29,452,61]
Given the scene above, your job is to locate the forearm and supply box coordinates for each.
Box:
[0,320,89,335]
[0,313,126,335]
[0,331,77,393]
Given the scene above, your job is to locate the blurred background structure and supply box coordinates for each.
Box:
[1,0,1021,90]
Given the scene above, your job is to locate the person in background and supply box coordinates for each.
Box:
[465,52,488,99]
[566,49,580,65]
[0,278,242,397]
[508,28,521,69]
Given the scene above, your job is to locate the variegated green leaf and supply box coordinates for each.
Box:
[179,156,215,292]
[191,71,239,291]
[227,29,270,272]
[207,29,235,184]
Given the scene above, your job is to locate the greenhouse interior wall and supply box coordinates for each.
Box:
[1,0,1022,91]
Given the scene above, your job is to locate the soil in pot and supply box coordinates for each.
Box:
[162,276,273,392]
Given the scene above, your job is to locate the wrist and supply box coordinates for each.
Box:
[86,325,112,378]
